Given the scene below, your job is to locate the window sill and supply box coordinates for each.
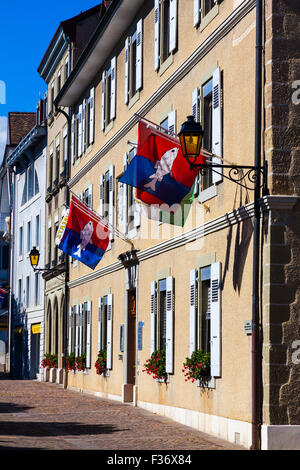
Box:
[104,120,114,136]
[198,184,217,203]
[128,91,140,110]
[197,376,216,389]
[156,375,169,384]
[158,54,174,77]
[199,5,219,33]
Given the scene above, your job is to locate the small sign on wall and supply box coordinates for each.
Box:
[138,321,144,351]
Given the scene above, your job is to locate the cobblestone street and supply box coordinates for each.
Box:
[0,374,245,451]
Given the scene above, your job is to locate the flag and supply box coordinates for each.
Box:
[0,288,7,307]
[119,121,205,206]
[136,183,195,227]
[56,195,110,270]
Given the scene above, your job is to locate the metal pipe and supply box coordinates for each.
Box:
[251,0,263,451]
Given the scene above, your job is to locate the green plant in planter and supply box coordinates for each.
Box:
[142,350,167,382]
[41,353,58,371]
[65,352,76,371]
[95,349,107,375]
[75,353,86,371]
[183,350,210,387]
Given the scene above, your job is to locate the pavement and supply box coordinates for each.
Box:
[0,372,246,452]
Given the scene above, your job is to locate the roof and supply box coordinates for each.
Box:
[8,112,36,147]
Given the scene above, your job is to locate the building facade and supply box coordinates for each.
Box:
[53,0,300,450]
[7,104,47,380]
[37,4,106,383]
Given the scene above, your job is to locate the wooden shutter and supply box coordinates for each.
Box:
[165,276,174,374]
[210,262,221,377]
[124,37,129,104]
[150,281,157,354]
[108,164,114,242]
[99,174,104,217]
[101,71,106,130]
[97,297,102,351]
[212,67,222,184]
[189,269,197,356]
[136,19,143,91]
[106,294,113,369]
[110,57,116,121]
[78,104,83,157]
[168,110,176,136]
[169,0,178,54]
[194,0,201,26]
[154,0,160,70]
[89,87,95,144]
[71,114,75,164]
[68,306,72,354]
[86,301,92,368]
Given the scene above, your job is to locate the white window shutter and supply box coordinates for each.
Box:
[68,306,72,354]
[194,0,201,27]
[124,37,129,104]
[192,88,199,122]
[169,0,178,54]
[134,188,141,229]
[86,301,92,368]
[97,297,102,351]
[136,19,143,91]
[123,154,128,233]
[168,109,176,135]
[101,71,106,130]
[106,294,113,369]
[71,114,75,164]
[75,305,79,357]
[99,174,104,217]
[150,281,157,354]
[87,184,93,208]
[89,87,95,144]
[108,164,114,242]
[82,99,86,152]
[212,67,222,184]
[110,56,116,121]
[210,262,221,377]
[165,276,174,374]
[154,0,160,70]
[78,104,83,157]
[189,269,197,356]
[118,181,125,232]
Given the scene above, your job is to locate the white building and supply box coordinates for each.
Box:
[7,103,47,379]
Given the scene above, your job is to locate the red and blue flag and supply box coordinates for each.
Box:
[120,121,205,206]
[56,195,110,270]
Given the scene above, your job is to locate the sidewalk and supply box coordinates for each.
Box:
[0,374,245,451]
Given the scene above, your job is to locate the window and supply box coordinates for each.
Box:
[118,152,140,235]
[150,276,174,374]
[34,273,39,306]
[63,127,68,173]
[27,221,31,253]
[154,0,177,71]
[55,137,60,183]
[19,226,23,257]
[22,164,40,205]
[47,225,52,266]
[18,278,22,305]
[125,20,143,104]
[50,82,54,115]
[0,245,9,269]
[54,220,59,265]
[65,56,69,82]
[82,185,92,209]
[49,147,53,188]
[201,78,213,191]
[98,295,113,370]
[101,58,116,131]
[194,0,218,28]
[36,215,40,247]
[99,165,114,244]
[80,301,92,368]
[189,262,221,378]
[26,276,30,308]
[57,71,61,94]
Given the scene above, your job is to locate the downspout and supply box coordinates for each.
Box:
[251,0,263,451]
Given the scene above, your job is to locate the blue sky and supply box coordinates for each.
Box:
[0,1,102,161]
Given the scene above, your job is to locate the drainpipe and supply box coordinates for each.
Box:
[251,0,263,451]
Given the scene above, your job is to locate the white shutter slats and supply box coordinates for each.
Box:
[108,165,114,242]
[168,109,176,136]
[194,0,201,27]
[150,281,157,354]
[192,88,200,195]
[110,56,116,121]
[68,306,72,354]
[98,297,102,352]
[71,114,75,164]
[165,276,174,374]
[123,153,128,233]
[189,269,197,356]
[169,0,178,54]
[154,0,160,71]
[89,87,95,144]
[212,67,222,184]
[75,305,79,357]
[106,294,113,370]
[82,99,86,152]
[136,19,143,91]
[79,304,83,356]
[99,174,104,217]
[124,37,129,104]
[210,262,221,377]
[86,301,92,369]
[101,71,106,130]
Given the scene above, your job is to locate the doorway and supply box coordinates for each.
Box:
[30,324,41,379]
[127,288,136,386]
